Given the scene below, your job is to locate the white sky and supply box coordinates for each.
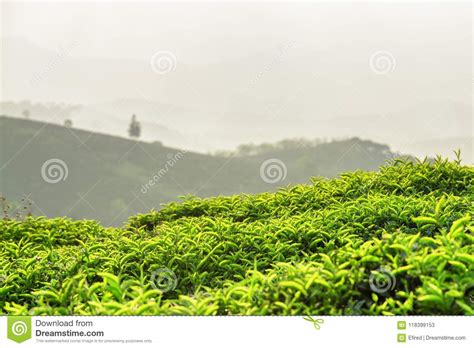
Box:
[0,1,472,157]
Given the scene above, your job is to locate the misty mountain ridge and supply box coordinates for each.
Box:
[1,97,471,162]
[1,115,407,225]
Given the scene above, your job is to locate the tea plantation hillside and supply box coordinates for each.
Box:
[0,158,473,315]
[1,115,397,225]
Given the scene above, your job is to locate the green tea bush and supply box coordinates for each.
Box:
[0,158,472,315]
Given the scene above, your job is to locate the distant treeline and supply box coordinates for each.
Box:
[1,115,401,225]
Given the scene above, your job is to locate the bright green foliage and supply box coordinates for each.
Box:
[0,158,473,315]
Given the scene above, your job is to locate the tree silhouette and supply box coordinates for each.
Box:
[64,119,73,128]
[128,114,141,138]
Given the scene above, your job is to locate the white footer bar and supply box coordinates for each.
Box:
[0,316,471,347]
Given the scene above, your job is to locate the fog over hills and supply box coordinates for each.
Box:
[1,1,472,161]
[1,96,471,161]
[0,115,401,225]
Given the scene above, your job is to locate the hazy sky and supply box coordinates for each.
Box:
[1,1,472,158]
[3,1,471,61]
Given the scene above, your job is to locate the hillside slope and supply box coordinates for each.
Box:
[1,115,397,225]
[0,158,473,315]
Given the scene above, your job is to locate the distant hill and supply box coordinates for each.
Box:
[1,115,402,225]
